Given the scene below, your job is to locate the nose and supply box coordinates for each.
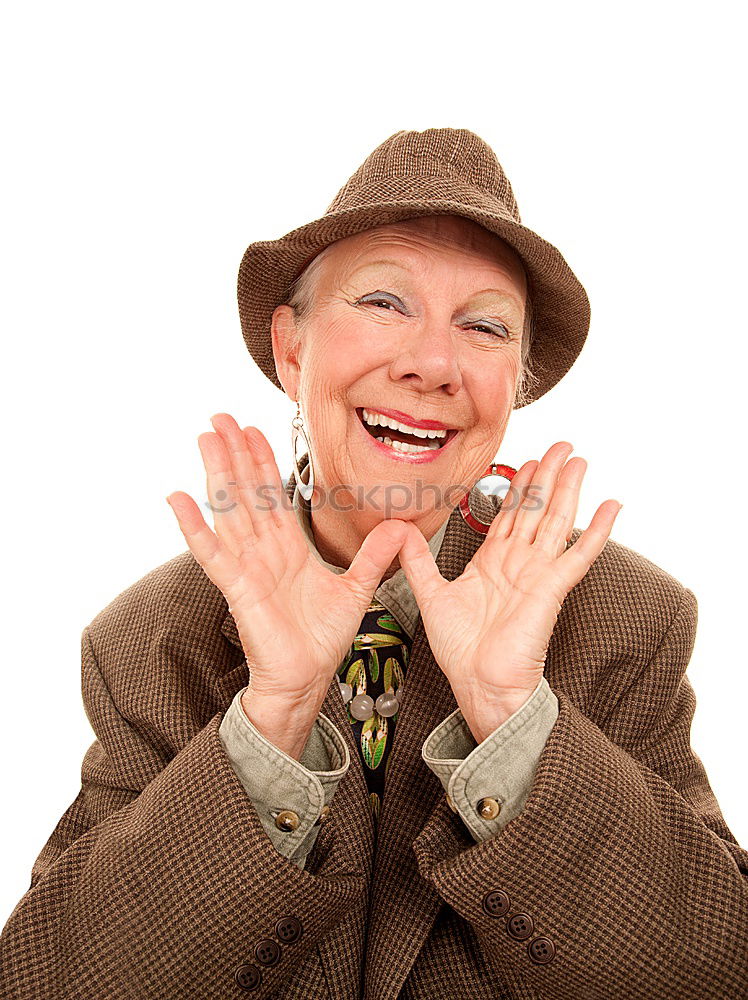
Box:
[388,318,463,395]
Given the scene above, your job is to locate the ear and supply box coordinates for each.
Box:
[271,305,302,401]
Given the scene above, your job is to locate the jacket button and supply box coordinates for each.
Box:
[477,797,501,820]
[481,889,511,917]
[275,810,300,832]
[314,805,331,826]
[507,912,534,940]
[445,793,458,814]
[275,916,303,943]
[528,936,556,964]
[254,938,281,967]
[234,964,262,991]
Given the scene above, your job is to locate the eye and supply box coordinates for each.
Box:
[355,291,404,312]
[467,321,512,339]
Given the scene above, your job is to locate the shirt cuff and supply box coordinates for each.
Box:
[218,686,350,869]
[421,675,559,842]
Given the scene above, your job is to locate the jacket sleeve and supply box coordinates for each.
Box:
[218,686,350,871]
[421,675,558,842]
[0,628,367,1000]
[412,586,748,1000]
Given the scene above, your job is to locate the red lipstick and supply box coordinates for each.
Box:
[364,406,454,431]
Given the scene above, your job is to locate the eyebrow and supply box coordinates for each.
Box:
[348,261,524,317]
[466,288,525,317]
[347,259,410,279]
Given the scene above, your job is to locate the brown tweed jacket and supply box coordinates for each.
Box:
[1,476,747,1000]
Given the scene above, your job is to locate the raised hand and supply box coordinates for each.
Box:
[397,442,622,743]
[166,413,409,712]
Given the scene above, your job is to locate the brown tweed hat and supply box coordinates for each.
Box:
[237,128,590,408]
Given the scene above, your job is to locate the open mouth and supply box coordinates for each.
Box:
[355,407,458,456]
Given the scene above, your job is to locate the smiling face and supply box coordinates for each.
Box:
[271,214,528,542]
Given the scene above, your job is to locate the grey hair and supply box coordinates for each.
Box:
[285,244,540,409]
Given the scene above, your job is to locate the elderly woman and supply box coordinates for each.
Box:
[1,129,746,999]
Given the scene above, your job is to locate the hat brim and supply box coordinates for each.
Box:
[237,194,590,409]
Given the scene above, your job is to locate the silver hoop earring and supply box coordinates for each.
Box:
[291,402,315,501]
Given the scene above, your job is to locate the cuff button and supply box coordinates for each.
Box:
[254,938,281,967]
[507,912,534,940]
[528,936,556,964]
[275,916,303,943]
[234,964,262,991]
[477,797,501,820]
[275,810,300,832]
[481,889,511,917]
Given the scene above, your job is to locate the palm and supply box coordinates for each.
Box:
[399,442,622,729]
[222,525,395,696]
[418,538,573,697]
[167,413,408,703]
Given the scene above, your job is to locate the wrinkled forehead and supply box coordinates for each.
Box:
[324,215,527,292]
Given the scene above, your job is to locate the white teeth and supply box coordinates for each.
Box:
[374,435,439,454]
[362,407,447,439]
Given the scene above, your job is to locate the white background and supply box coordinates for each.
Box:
[1,1,746,926]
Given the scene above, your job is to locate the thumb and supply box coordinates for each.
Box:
[398,521,445,606]
[342,519,410,601]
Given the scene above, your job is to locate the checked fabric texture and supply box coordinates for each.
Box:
[337,600,410,829]
[2,468,747,999]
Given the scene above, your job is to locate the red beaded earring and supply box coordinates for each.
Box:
[458,463,517,535]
